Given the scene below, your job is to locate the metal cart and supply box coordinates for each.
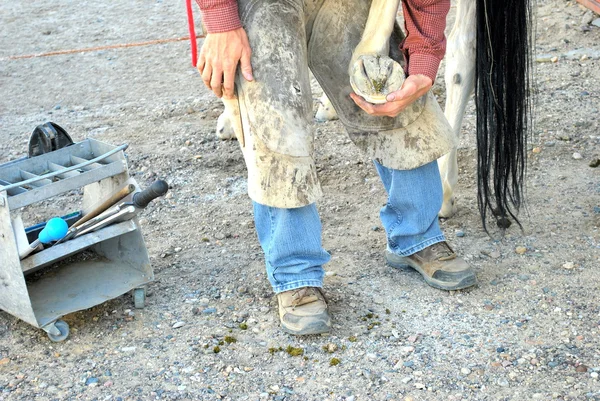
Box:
[0,138,156,341]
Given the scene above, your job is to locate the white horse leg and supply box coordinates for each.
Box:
[438,0,476,218]
[315,93,338,122]
[348,0,402,102]
[215,99,236,140]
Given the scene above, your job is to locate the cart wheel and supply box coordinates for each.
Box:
[133,288,146,309]
[47,320,69,342]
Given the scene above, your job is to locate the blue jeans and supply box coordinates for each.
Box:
[253,160,445,293]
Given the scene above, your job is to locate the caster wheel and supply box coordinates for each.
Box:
[47,320,69,342]
[133,287,146,309]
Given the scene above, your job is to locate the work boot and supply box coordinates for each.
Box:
[277,287,331,335]
[386,241,476,290]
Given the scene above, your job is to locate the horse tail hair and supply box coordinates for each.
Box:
[475,0,533,231]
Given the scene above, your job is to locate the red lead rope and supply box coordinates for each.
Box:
[186,0,198,67]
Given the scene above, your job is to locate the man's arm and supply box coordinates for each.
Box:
[401,0,450,83]
[350,0,450,117]
[195,0,253,98]
[195,0,242,33]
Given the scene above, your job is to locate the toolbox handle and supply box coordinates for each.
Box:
[133,180,169,208]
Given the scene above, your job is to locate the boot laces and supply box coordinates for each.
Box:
[431,242,456,261]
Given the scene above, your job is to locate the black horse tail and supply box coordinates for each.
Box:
[475,0,533,231]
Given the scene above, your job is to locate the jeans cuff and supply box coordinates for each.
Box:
[388,234,446,256]
[272,280,324,294]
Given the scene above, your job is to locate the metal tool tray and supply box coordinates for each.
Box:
[0,138,153,341]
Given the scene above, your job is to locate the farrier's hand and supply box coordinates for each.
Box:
[197,28,254,99]
[349,74,432,118]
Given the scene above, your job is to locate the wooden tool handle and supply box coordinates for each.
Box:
[71,184,136,229]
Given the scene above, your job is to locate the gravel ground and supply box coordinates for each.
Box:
[1,0,599,400]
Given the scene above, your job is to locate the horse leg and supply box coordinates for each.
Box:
[215,101,236,140]
[348,0,402,103]
[438,0,476,218]
[315,93,338,122]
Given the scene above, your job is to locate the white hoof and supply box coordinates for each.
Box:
[315,95,338,122]
[350,55,404,104]
[439,197,458,219]
[215,111,236,140]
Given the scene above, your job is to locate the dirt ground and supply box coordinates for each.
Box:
[1,0,599,400]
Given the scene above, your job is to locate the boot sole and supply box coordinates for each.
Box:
[281,319,331,336]
[386,251,477,291]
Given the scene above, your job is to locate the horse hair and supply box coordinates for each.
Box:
[475,0,533,231]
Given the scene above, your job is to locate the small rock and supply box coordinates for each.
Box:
[414,383,425,390]
[562,262,575,270]
[572,152,583,160]
[497,378,509,387]
[589,158,600,168]
[0,358,9,365]
[515,246,527,255]
[490,251,501,259]
[593,18,600,28]
[461,368,471,375]
[121,346,137,353]
[85,377,99,387]
[203,307,217,314]
[172,321,185,329]
[576,365,588,373]
[324,271,337,277]
[591,372,599,379]
[551,56,559,63]
[548,361,559,368]
[532,147,542,154]
[401,377,412,384]
[455,230,465,237]
[403,361,414,368]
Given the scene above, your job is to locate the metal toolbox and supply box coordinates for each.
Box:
[0,138,154,341]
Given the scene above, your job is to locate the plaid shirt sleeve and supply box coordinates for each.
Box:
[195,0,242,33]
[401,0,451,82]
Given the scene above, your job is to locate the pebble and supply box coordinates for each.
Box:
[203,307,217,314]
[515,246,527,255]
[121,346,137,353]
[85,377,99,387]
[414,383,425,390]
[172,321,186,329]
[562,262,575,270]
[576,365,588,373]
[403,361,414,368]
[373,296,384,305]
[589,158,600,168]
[401,377,412,384]
[548,361,559,368]
[461,368,471,375]
[593,18,600,28]
[497,378,509,387]
[455,230,465,237]
[532,147,542,154]
[490,251,501,259]
[572,152,583,160]
[591,372,599,379]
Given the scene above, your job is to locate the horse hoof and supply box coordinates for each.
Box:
[439,198,458,219]
[315,96,338,122]
[350,55,405,104]
[216,111,236,140]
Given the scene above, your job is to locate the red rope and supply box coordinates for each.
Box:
[186,0,198,67]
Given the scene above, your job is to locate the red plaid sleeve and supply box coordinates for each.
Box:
[401,0,450,82]
[196,0,242,33]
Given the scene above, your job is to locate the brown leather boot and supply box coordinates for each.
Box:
[277,287,331,335]
[386,241,476,290]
